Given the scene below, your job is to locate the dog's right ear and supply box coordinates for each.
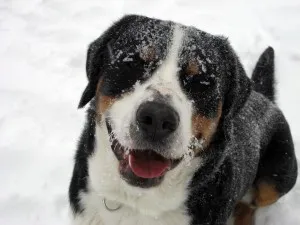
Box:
[78,15,140,108]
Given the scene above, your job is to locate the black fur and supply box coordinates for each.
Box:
[254,110,297,195]
[252,46,275,102]
[69,104,96,213]
[78,15,143,108]
[251,47,297,195]
[69,15,298,224]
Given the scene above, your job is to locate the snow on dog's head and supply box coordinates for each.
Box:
[78,15,237,190]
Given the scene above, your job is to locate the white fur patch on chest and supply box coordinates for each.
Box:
[74,190,191,225]
[72,125,201,225]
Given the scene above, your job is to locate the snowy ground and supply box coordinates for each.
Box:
[0,0,299,224]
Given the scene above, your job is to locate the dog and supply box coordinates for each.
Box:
[69,15,298,225]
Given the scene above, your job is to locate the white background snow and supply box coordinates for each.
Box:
[0,0,299,224]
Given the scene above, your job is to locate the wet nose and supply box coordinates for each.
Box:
[136,101,179,141]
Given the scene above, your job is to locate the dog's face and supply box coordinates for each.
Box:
[79,15,251,188]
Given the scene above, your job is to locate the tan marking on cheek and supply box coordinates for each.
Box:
[254,181,279,207]
[234,202,255,225]
[186,61,200,76]
[98,96,117,114]
[95,79,117,119]
[140,46,156,62]
[191,102,222,153]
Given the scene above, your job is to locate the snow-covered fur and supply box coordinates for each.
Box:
[69,15,298,225]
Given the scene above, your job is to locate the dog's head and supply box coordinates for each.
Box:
[79,15,251,188]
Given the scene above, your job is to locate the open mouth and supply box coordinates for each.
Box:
[106,120,182,187]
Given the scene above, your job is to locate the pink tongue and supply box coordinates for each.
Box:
[129,152,170,179]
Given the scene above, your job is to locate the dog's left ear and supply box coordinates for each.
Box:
[219,38,252,120]
[78,15,141,108]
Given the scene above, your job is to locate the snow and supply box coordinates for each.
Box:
[0,0,299,224]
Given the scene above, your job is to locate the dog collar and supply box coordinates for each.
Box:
[103,198,122,212]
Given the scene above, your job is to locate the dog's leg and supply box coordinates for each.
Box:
[233,202,255,225]
[253,181,279,207]
[232,190,256,225]
[253,114,297,208]
[233,178,287,225]
[234,114,297,225]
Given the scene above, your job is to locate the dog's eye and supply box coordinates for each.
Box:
[181,74,215,93]
[123,60,142,70]
[101,56,157,96]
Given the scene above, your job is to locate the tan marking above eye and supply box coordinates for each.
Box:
[186,60,200,76]
[140,46,156,62]
[191,102,222,153]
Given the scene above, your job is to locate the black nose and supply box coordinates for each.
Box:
[136,102,179,141]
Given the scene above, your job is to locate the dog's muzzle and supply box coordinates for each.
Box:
[105,101,182,188]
